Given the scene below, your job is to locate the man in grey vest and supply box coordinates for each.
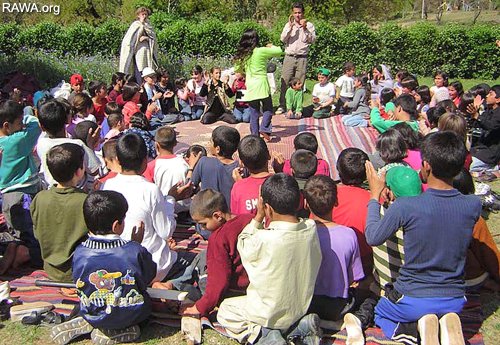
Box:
[276,2,316,115]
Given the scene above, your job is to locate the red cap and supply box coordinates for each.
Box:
[70,74,84,85]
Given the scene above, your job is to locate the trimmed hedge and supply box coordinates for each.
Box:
[0,19,498,79]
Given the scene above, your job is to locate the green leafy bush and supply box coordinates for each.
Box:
[0,19,498,79]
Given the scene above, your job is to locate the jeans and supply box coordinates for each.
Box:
[233,106,251,123]
[249,96,273,136]
[469,156,499,172]
[192,105,204,120]
[342,114,368,127]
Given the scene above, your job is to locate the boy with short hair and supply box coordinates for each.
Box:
[230,135,272,215]
[364,131,482,345]
[50,190,156,345]
[93,139,120,190]
[103,112,124,141]
[273,132,330,177]
[332,148,372,273]
[37,99,101,188]
[303,175,364,321]
[304,68,335,119]
[191,126,240,208]
[144,126,191,213]
[180,189,252,317]
[103,133,190,282]
[30,143,88,282]
[217,173,322,345]
[0,100,42,273]
[334,62,356,115]
[370,94,419,133]
[285,77,304,119]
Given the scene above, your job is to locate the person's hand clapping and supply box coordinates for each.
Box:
[365,161,386,201]
[131,221,145,244]
[300,19,307,29]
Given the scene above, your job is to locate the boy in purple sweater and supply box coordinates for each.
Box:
[364,131,481,345]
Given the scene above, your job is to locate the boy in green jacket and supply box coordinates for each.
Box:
[285,78,304,119]
[370,94,419,133]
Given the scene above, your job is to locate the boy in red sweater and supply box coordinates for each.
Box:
[180,189,252,317]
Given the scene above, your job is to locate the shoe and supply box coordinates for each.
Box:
[91,325,141,345]
[417,314,439,345]
[342,313,364,345]
[50,316,94,345]
[439,313,465,345]
[255,329,286,345]
[287,313,322,345]
[275,107,285,115]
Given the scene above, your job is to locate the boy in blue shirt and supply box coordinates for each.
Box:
[51,191,156,345]
[0,100,42,273]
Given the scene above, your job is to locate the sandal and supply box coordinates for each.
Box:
[22,310,65,326]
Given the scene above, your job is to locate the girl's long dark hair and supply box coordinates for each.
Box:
[233,29,260,70]
[355,74,371,105]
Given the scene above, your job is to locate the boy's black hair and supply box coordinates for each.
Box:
[102,139,118,160]
[175,77,187,90]
[88,81,106,97]
[293,132,318,154]
[122,82,141,101]
[469,84,488,100]
[83,191,128,235]
[436,99,457,113]
[39,99,69,135]
[190,189,229,218]
[303,175,337,218]
[290,149,317,179]
[343,62,355,73]
[401,77,418,92]
[376,128,407,164]
[458,92,474,114]
[46,143,85,184]
[74,121,98,146]
[394,94,418,120]
[426,106,446,127]
[292,2,305,11]
[416,85,431,104]
[155,126,177,151]
[36,93,54,114]
[238,135,269,172]
[116,133,147,172]
[212,125,240,159]
[490,85,500,99]
[107,113,123,129]
[420,131,466,179]
[261,173,300,215]
[396,70,410,81]
[289,77,301,87]
[185,144,207,158]
[0,100,23,125]
[453,168,475,195]
[111,72,126,87]
[130,112,149,130]
[191,65,203,75]
[380,88,395,106]
[336,148,369,186]
[105,101,122,115]
[392,122,420,150]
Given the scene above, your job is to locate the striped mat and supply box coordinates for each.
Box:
[201,293,485,345]
[298,116,379,180]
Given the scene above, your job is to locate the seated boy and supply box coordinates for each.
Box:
[191,125,240,209]
[31,144,89,282]
[180,189,252,317]
[230,135,272,215]
[37,99,101,188]
[0,100,42,273]
[290,149,317,218]
[303,175,364,321]
[103,133,191,282]
[370,94,419,133]
[50,190,156,345]
[364,131,482,344]
[332,148,372,273]
[144,126,192,213]
[217,173,322,344]
[273,132,330,177]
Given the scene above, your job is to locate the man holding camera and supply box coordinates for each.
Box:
[276,2,316,115]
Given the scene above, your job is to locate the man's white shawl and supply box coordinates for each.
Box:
[119,20,159,74]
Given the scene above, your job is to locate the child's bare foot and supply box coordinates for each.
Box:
[0,243,17,275]
[152,281,174,290]
[12,245,30,269]
[260,132,271,142]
